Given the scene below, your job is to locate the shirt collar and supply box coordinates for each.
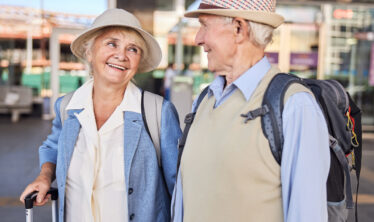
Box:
[66,78,93,110]
[208,56,271,101]
[65,79,141,114]
[117,81,141,113]
[207,76,226,100]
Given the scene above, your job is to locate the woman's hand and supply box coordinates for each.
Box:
[20,162,56,206]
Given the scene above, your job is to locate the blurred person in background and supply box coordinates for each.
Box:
[164,63,176,100]
[0,66,4,85]
[172,0,330,222]
[0,60,9,85]
[184,63,200,77]
[184,63,203,96]
[20,8,181,222]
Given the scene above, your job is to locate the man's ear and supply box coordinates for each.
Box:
[233,17,249,43]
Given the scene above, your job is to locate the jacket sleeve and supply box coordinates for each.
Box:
[160,99,182,195]
[38,97,63,168]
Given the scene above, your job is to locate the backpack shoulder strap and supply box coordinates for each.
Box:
[60,91,75,126]
[261,73,302,164]
[141,90,163,167]
[192,86,210,113]
[177,86,209,169]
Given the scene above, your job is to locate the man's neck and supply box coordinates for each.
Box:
[224,48,264,86]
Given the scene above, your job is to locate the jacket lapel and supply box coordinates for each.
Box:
[60,109,83,171]
[123,111,142,188]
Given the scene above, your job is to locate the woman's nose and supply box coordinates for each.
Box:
[114,50,127,61]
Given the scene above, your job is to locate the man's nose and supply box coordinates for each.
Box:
[195,29,204,46]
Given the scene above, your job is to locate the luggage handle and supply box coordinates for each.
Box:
[24,187,58,222]
[24,187,58,209]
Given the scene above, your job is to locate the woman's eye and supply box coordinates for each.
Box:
[128,47,139,54]
[107,42,117,47]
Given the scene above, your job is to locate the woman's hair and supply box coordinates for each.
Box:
[82,26,147,74]
[223,16,274,49]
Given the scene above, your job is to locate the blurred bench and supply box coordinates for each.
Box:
[0,86,33,122]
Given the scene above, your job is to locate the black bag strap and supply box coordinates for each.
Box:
[330,136,354,209]
[261,73,301,164]
[177,86,209,170]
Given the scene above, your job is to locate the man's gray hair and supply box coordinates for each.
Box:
[223,17,274,49]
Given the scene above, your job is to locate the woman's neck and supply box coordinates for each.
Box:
[92,80,128,130]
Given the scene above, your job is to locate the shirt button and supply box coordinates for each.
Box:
[130,214,135,220]
[128,188,133,195]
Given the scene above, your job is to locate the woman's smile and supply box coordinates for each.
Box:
[106,63,127,71]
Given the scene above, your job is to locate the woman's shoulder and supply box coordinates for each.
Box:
[161,98,177,113]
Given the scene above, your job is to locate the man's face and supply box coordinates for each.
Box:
[195,14,236,75]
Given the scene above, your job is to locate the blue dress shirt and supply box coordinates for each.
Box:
[172,57,330,222]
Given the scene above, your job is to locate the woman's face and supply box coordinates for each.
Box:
[87,28,143,87]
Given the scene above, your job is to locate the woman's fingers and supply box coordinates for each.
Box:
[19,184,37,204]
[35,183,50,204]
[19,175,51,206]
[34,194,51,206]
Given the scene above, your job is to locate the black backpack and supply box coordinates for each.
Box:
[177,73,362,222]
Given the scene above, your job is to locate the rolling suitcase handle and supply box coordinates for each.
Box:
[24,187,58,222]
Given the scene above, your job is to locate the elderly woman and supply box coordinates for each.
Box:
[20,9,181,222]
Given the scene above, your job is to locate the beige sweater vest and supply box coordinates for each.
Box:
[180,66,311,222]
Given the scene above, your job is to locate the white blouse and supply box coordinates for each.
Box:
[64,79,141,222]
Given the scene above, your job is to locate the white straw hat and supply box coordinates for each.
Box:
[71,8,161,73]
[184,0,284,28]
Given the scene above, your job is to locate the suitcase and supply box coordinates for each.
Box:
[24,187,58,222]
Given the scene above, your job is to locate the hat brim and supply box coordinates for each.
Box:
[71,24,161,73]
[184,9,284,28]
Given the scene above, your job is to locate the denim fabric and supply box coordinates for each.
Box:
[39,95,181,222]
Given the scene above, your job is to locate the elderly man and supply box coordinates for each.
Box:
[171,0,330,222]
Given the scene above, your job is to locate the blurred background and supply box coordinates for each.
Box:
[0,0,373,221]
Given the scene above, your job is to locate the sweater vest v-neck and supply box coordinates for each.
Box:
[180,66,310,222]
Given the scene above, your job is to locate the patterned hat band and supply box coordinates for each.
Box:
[198,3,224,10]
[200,0,276,12]
[184,0,284,28]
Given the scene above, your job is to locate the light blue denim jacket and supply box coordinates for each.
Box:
[39,94,181,222]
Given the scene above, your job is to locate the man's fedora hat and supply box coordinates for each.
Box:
[71,8,161,73]
[184,0,284,28]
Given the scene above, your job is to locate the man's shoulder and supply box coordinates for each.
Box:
[268,65,282,75]
[285,91,317,108]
